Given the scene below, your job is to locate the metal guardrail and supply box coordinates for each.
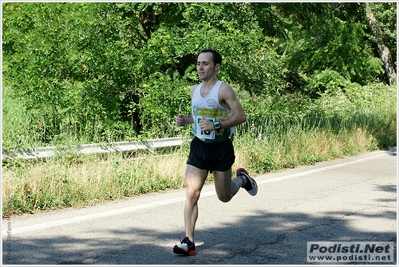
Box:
[2,137,185,160]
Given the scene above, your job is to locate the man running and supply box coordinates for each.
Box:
[174,49,258,256]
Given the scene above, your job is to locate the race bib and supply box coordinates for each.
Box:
[195,116,215,140]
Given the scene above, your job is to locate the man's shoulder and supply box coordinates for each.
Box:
[190,84,200,92]
[219,81,234,93]
[189,84,200,97]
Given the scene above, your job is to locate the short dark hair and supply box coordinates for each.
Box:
[200,49,222,66]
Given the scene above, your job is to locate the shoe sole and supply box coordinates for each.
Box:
[173,245,196,256]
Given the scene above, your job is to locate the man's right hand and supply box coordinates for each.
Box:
[176,114,186,126]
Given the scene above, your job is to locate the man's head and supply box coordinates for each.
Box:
[199,49,222,66]
[197,50,222,81]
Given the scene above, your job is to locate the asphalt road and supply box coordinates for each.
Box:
[2,148,397,265]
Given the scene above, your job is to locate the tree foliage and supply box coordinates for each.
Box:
[2,2,396,146]
[275,3,394,93]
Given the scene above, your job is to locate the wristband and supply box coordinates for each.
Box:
[213,121,221,130]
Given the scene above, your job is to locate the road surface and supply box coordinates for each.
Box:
[2,148,397,265]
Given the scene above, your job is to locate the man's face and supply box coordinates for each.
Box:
[197,52,220,81]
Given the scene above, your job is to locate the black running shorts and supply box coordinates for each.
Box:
[187,137,235,172]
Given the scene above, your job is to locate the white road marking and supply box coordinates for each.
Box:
[258,152,387,185]
[2,151,388,236]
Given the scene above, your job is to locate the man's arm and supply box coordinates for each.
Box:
[176,85,197,127]
[176,113,194,126]
[217,83,246,129]
[198,83,246,131]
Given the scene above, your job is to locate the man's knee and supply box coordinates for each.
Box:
[186,187,201,201]
[217,192,232,203]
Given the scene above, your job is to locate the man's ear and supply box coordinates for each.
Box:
[215,63,221,72]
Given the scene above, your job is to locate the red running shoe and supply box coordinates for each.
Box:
[173,237,196,256]
[237,168,258,196]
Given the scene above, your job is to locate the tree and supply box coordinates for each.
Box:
[2,2,286,142]
[3,2,395,146]
[365,2,396,85]
[275,3,390,91]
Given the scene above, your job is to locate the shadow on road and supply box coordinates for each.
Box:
[385,147,397,156]
[4,184,397,265]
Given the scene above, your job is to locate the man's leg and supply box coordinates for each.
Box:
[173,164,207,255]
[214,168,258,202]
[184,164,208,241]
[213,168,244,202]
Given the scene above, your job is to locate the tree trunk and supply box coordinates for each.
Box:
[365,3,396,85]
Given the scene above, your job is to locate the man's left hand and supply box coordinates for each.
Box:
[199,117,214,131]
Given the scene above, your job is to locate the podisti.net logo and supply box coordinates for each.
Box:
[307,241,395,263]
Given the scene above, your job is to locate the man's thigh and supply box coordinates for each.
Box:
[185,164,208,192]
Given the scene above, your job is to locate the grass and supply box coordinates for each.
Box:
[2,84,396,217]
[2,86,42,149]
[2,150,189,216]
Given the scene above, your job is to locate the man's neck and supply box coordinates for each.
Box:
[201,77,218,89]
